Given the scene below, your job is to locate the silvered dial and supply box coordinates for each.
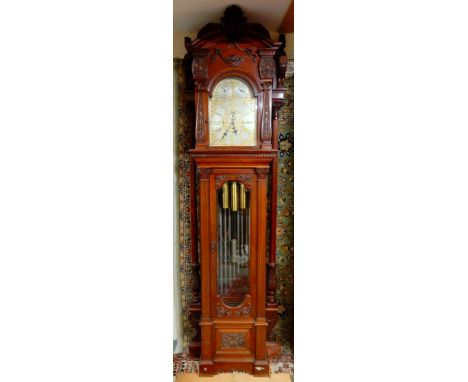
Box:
[209,78,257,146]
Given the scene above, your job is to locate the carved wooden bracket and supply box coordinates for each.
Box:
[215,174,252,189]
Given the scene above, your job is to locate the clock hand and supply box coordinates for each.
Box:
[230,113,238,134]
[220,113,238,139]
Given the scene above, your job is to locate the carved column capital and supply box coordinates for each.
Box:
[197,168,212,180]
[272,100,285,119]
[260,80,272,90]
[255,168,269,179]
[194,79,207,91]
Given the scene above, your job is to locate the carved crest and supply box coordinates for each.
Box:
[197,5,270,42]
[210,45,257,66]
[210,48,244,66]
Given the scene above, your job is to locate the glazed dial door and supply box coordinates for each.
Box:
[216,181,251,307]
[209,78,257,146]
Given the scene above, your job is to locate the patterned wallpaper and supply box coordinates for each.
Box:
[174,59,294,349]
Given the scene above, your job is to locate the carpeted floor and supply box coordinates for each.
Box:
[175,372,291,381]
[173,349,294,380]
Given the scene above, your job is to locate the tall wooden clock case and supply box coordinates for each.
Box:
[183,5,288,376]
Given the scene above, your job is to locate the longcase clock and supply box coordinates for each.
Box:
[183,5,288,376]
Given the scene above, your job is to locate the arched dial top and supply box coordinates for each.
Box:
[209,77,257,147]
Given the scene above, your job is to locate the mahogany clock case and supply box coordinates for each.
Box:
[179,5,291,376]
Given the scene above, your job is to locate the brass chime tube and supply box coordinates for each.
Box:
[222,183,229,209]
[239,183,246,210]
[231,182,238,211]
[222,207,229,295]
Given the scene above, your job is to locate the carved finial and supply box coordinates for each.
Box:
[184,36,192,53]
[197,5,270,41]
[278,33,286,52]
[221,5,247,41]
[275,34,288,87]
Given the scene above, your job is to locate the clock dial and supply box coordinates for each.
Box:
[209,78,257,146]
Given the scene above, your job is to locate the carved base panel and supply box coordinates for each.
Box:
[214,325,253,357]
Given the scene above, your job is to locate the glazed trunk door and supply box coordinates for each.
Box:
[209,171,257,320]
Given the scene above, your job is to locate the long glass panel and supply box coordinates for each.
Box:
[217,181,250,307]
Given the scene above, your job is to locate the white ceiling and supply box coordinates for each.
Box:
[173,0,292,34]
